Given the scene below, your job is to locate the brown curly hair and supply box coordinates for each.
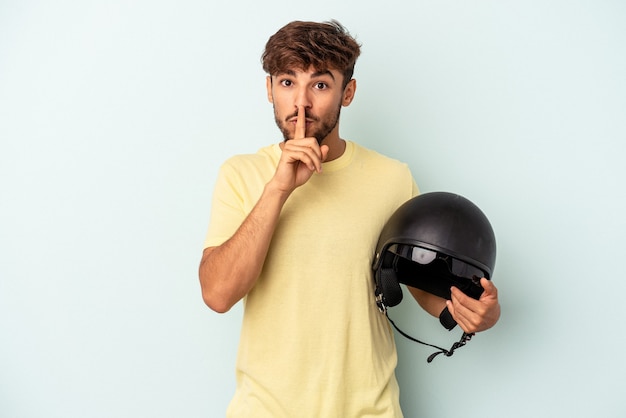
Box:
[261,20,361,88]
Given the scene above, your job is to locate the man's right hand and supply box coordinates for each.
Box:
[272,106,329,193]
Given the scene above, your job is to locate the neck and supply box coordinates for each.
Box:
[319,124,346,161]
[322,136,346,162]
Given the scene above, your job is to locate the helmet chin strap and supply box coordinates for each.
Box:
[374,255,476,362]
[382,307,475,363]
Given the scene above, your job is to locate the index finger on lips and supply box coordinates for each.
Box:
[295,105,306,140]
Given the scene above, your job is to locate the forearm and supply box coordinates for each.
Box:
[199,181,290,313]
[407,286,447,318]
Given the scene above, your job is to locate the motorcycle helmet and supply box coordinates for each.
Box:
[372,192,496,311]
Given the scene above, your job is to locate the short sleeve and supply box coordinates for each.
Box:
[203,161,248,249]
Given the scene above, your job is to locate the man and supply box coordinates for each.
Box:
[199,20,500,417]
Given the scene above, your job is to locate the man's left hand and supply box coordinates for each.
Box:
[448,278,501,333]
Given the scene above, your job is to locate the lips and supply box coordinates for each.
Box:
[289,119,314,126]
[288,117,315,123]
[286,111,318,124]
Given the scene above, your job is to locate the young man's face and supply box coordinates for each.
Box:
[266,67,356,144]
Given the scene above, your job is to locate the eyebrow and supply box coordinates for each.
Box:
[277,69,336,80]
[312,70,335,80]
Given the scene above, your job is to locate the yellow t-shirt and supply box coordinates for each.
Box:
[205,141,418,417]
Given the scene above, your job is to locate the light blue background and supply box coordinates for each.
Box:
[1,1,625,417]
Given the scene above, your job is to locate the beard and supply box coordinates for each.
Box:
[274,103,342,145]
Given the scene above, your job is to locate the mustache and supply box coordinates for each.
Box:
[284,111,319,123]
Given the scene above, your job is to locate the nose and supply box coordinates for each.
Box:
[294,85,312,111]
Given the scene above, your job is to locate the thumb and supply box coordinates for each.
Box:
[320,144,330,162]
[480,278,498,300]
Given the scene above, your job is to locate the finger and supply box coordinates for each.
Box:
[446,297,470,332]
[450,287,479,320]
[451,283,500,333]
[447,288,464,318]
[452,285,485,313]
[450,285,467,303]
[288,142,325,173]
[320,144,329,164]
[448,296,475,333]
[445,299,455,317]
[479,278,498,299]
[283,139,323,172]
[295,105,306,139]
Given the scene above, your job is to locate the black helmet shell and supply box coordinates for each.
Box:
[373,192,496,277]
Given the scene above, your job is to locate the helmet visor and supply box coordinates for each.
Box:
[389,244,486,281]
[387,245,484,299]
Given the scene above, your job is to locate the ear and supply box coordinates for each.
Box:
[266,76,274,103]
[342,78,357,106]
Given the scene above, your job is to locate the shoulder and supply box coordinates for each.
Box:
[220,144,280,174]
[352,142,412,175]
[212,144,280,204]
[349,142,419,199]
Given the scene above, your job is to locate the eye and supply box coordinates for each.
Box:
[280,79,293,87]
[314,82,328,90]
